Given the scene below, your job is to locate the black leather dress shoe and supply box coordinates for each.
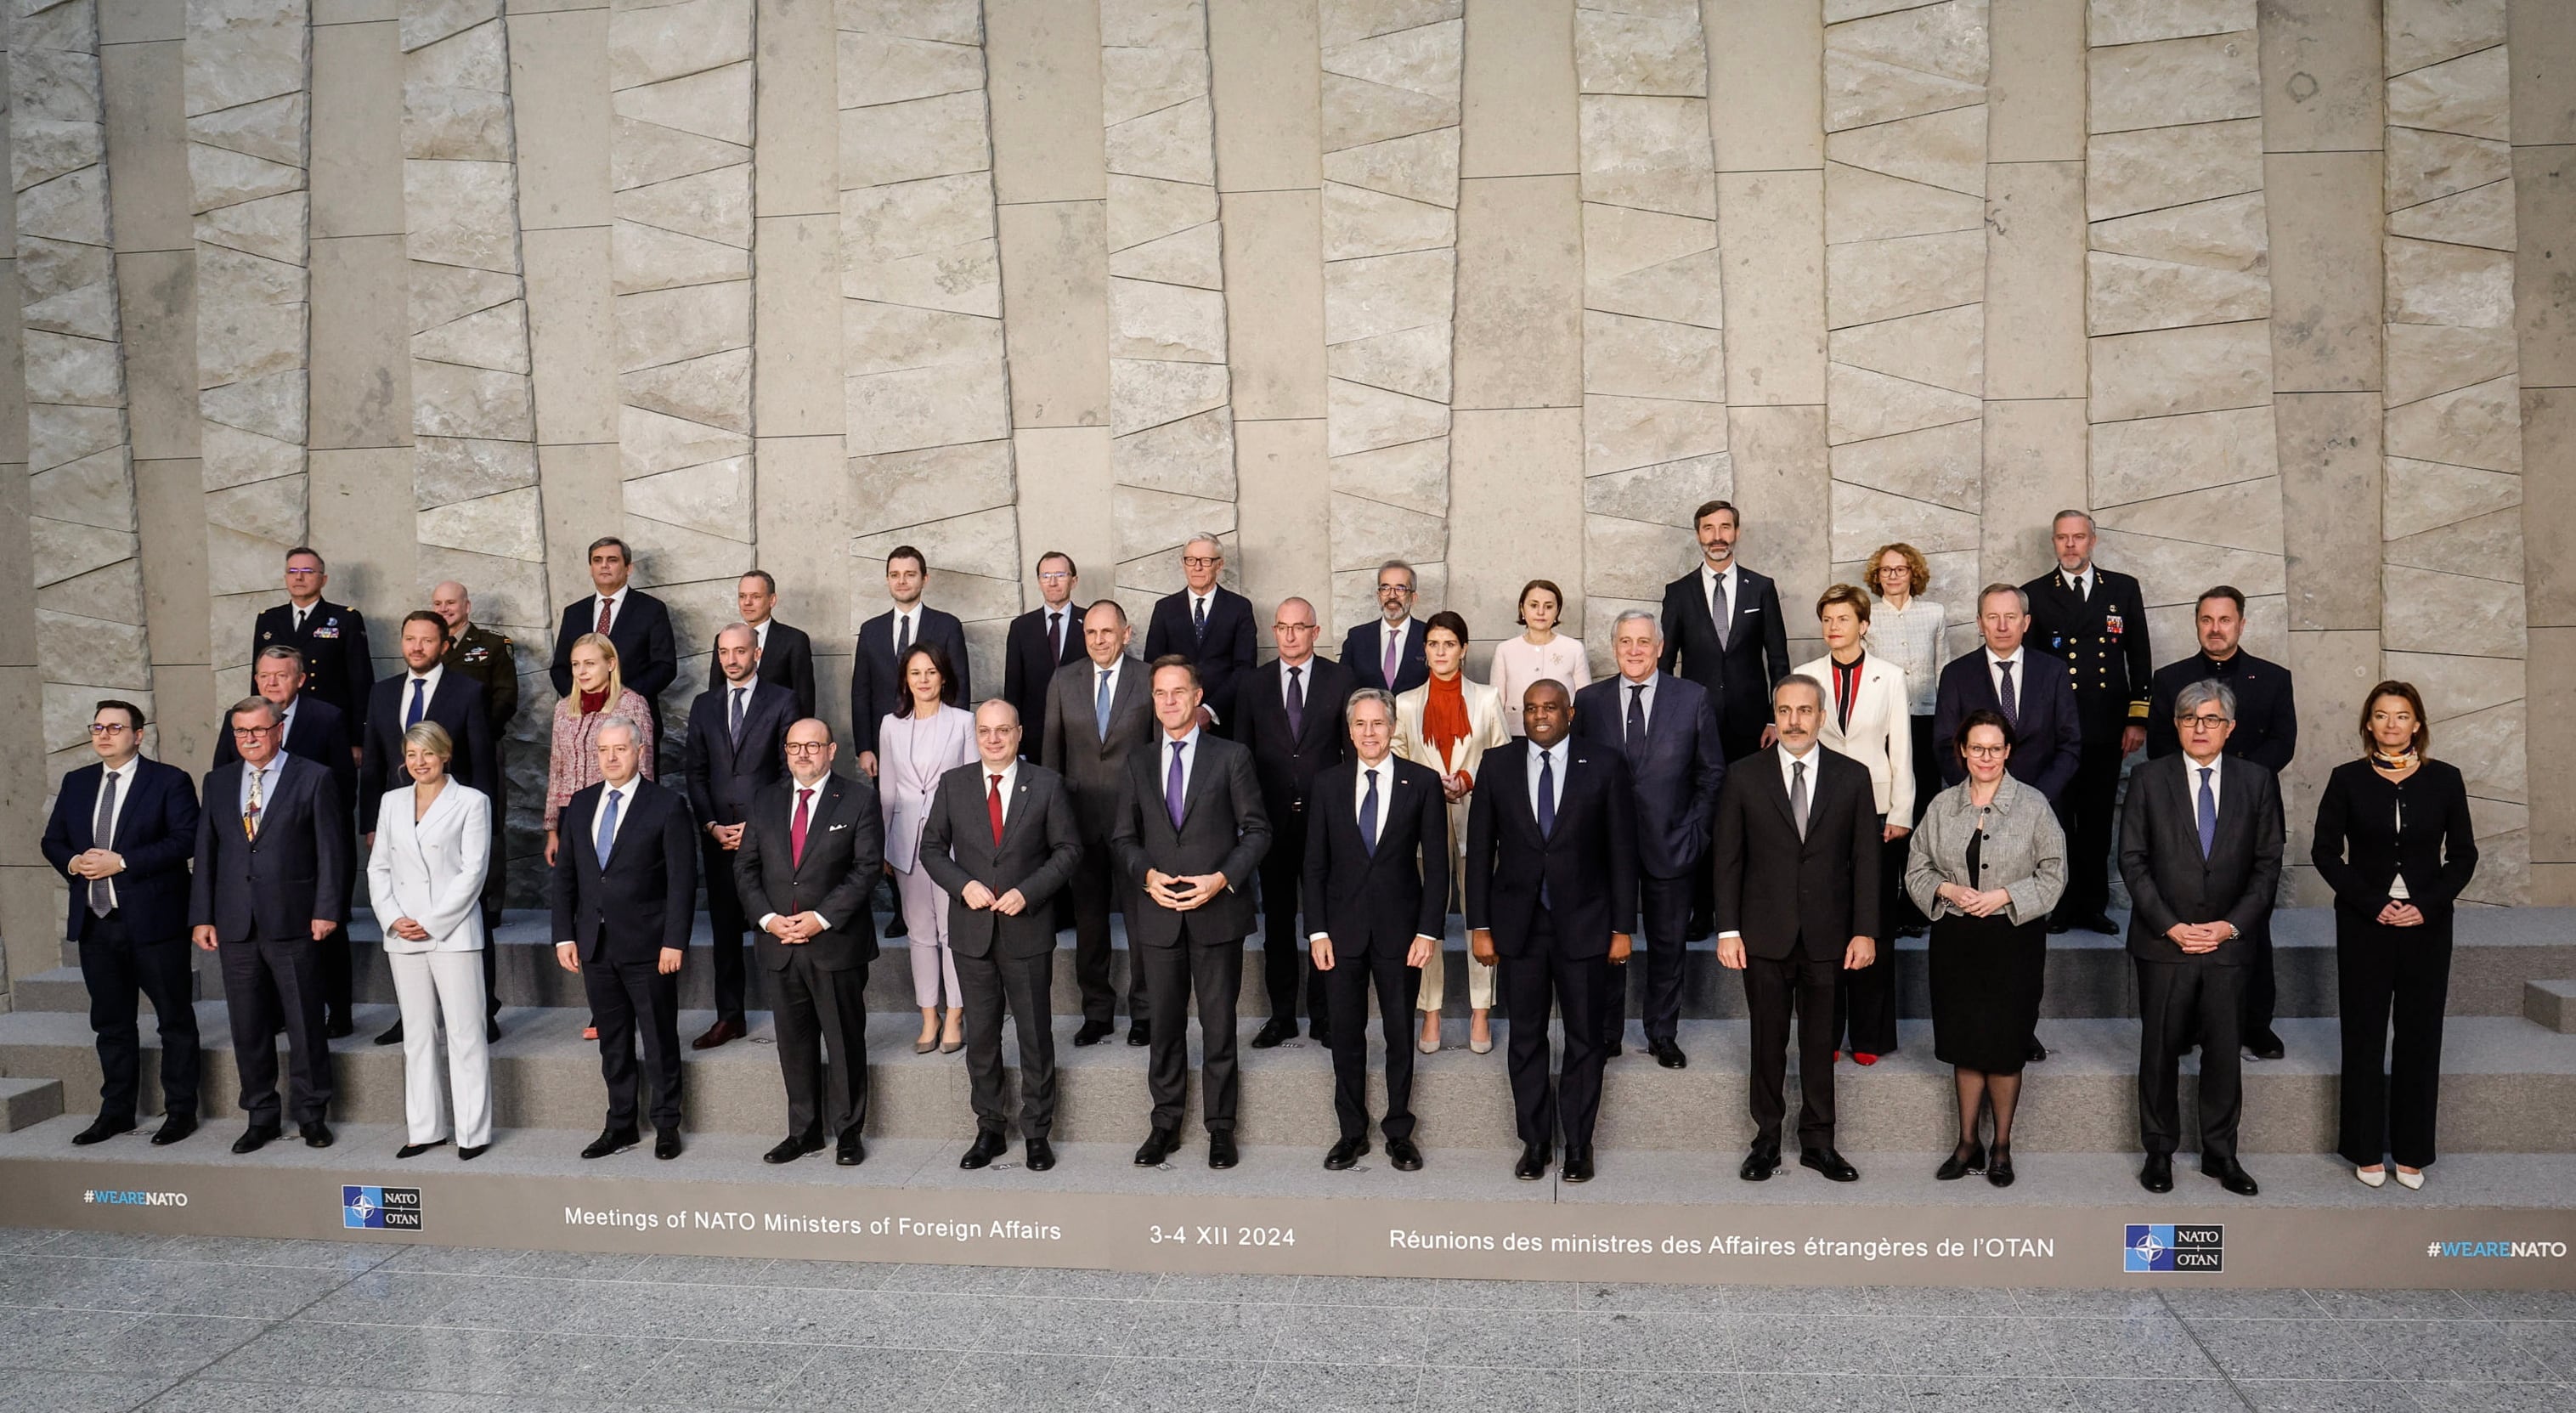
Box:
[2139,1152,2174,1192]
[1308,1020,1330,1046]
[1605,1036,1624,1058]
[2203,1157,2260,1196]
[486,1018,503,1043]
[1648,1038,1687,1069]
[374,1020,404,1047]
[581,1126,640,1160]
[396,1138,447,1160]
[1127,1021,1150,1047]
[1251,1017,1297,1048]
[654,1129,683,1160]
[1740,1145,1780,1182]
[458,1143,489,1161]
[1024,1137,1055,1171]
[838,1134,865,1167]
[1325,1136,1370,1170]
[1073,1018,1114,1047]
[2243,1032,2286,1061]
[1135,1127,1179,1166]
[2026,1037,2049,1063]
[1800,1148,1859,1182]
[765,1133,824,1165]
[2046,918,2072,935]
[1986,1143,2014,1188]
[1514,1142,1550,1181]
[72,1117,133,1145]
[301,1122,335,1150]
[232,1124,281,1155]
[960,1131,1008,1170]
[1387,1136,1423,1171]
[150,1116,197,1146]
[1208,1132,1240,1169]
[2082,913,2120,935]
[1935,1143,1986,1181]
[1562,1146,1596,1184]
[691,1018,743,1051]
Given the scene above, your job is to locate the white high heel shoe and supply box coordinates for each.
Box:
[2354,1164,2387,1188]
[2394,1167,2424,1190]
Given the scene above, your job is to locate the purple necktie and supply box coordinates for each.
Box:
[1166,740,1187,828]
[1285,664,1303,737]
[1382,625,1398,686]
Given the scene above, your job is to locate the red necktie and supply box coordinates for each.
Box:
[596,596,613,636]
[790,788,811,866]
[987,773,1005,845]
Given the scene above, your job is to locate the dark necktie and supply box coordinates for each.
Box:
[2197,766,2217,858]
[1624,683,1648,773]
[791,787,811,866]
[1285,664,1303,737]
[1381,626,1398,687]
[596,596,613,636]
[407,677,427,728]
[1193,596,1208,638]
[1359,767,1379,857]
[1709,572,1731,648]
[1790,758,1810,839]
[1535,748,1556,907]
[1166,741,1187,828]
[987,773,1006,845]
[1048,610,1063,664]
[895,613,912,665]
[89,771,116,916]
[729,687,746,744]
[1997,658,2018,727]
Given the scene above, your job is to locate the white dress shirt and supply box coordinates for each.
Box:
[2184,752,2223,834]
[1378,616,1413,663]
[890,605,920,647]
[1615,671,1658,739]
[398,663,446,725]
[1716,743,1825,942]
[2060,564,2095,601]
[1312,753,1414,942]
[590,775,639,854]
[1701,561,1741,628]
[92,758,136,909]
[982,758,1019,826]
[1986,645,2028,703]
[1525,739,1568,822]
[591,590,624,628]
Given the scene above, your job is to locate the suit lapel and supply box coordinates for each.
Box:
[1756,749,1799,833]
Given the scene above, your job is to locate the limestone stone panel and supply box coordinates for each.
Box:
[2385,373,2522,471]
[2387,320,2516,406]
[1208,0,1321,193]
[2509,0,2575,145]
[115,248,199,461]
[1220,188,1325,420]
[2263,151,2383,393]
[1982,160,2084,401]
[1583,393,1724,477]
[507,6,612,228]
[1453,173,1579,409]
[523,224,618,444]
[2387,46,2511,142]
[2088,31,2263,135]
[751,212,841,436]
[2086,118,2262,222]
[1829,417,1979,512]
[1010,425,1116,612]
[2512,146,2573,390]
[2088,320,2276,422]
[1459,0,1574,178]
[1579,96,1713,217]
[2256,0,2385,153]
[1451,406,1575,633]
[1585,309,1721,402]
[1717,169,1826,406]
[1234,416,1330,619]
[2386,127,2509,210]
[1980,398,2085,577]
[2381,562,2524,656]
[2087,251,2271,335]
[1726,404,1830,611]
[982,0,1104,204]
[1827,162,1981,243]
[1826,229,1981,329]
[1703,0,1821,172]
[101,37,190,256]
[2526,387,2575,630]
[2387,236,2515,329]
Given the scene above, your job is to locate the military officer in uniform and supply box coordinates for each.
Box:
[2020,511,2153,940]
[435,580,517,1036]
[252,546,374,749]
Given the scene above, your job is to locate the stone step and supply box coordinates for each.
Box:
[5,1005,2573,1155]
[0,1076,65,1133]
[2526,980,2576,1033]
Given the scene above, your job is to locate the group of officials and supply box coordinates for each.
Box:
[41,505,2477,1195]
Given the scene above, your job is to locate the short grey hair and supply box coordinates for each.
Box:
[2052,508,2096,532]
[1346,687,1398,724]
[1774,673,1826,708]
[2173,679,2237,722]
[1612,608,1662,637]
[1183,533,1225,557]
[714,620,756,649]
[1977,581,2030,615]
[595,714,643,747]
[254,644,308,672]
[1376,559,1416,588]
[228,695,280,726]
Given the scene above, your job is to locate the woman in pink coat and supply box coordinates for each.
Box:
[877,642,977,1053]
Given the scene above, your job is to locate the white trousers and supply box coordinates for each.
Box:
[1416,800,1494,1012]
[387,948,493,1147]
[895,862,963,1008]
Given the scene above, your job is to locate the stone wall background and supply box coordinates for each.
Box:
[3,0,2573,992]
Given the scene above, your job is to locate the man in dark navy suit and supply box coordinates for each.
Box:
[215,645,359,1037]
[1002,551,1086,761]
[550,536,680,752]
[849,544,972,780]
[683,623,798,1051]
[1573,609,1725,1068]
[1142,533,1257,738]
[1932,584,2084,801]
[43,700,204,1146]
[1658,500,1791,763]
[1466,680,1638,1185]
[1339,560,1429,695]
[708,569,818,721]
[193,696,350,1153]
[251,545,372,745]
[1239,596,1353,1048]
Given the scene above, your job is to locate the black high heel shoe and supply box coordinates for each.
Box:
[1935,1141,1986,1181]
[1986,1143,2014,1188]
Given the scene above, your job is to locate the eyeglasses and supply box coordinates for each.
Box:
[1378,583,1415,595]
[87,723,133,735]
[783,742,832,755]
[1963,743,2008,758]
[1037,571,1073,582]
[230,726,277,739]
[1182,557,1222,568]
[2179,714,2231,730]
[1273,622,1317,633]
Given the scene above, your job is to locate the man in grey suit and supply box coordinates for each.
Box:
[922,700,1084,1173]
[1041,599,1157,1046]
[192,697,350,1153]
[2121,679,2284,1199]
[1113,657,1272,1170]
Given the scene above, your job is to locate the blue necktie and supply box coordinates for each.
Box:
[1193,596,1207,637]
[2196,766,2216,858]
[406,677,426,728]
[595,787,621,865]
[1095,667,1113,738]
[1359,767,1379,857]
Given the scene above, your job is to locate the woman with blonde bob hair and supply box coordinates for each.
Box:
[365,721,495,1159]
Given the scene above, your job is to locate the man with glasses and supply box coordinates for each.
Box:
[251,546,372,754]
[215,645,361,1037]
[1004,551,1087,762]
[193,697,350,1152]
[1341,560,1429,694]
[1240,597,1354,1048]
[707,569,816,721]
[1143,534,1257,738]
[44,702,204,1146]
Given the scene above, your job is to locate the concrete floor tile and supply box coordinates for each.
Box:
[0,1369,182,1413]
[2235,1379,2426,1413]
[1249,1361,1422,1413]
[2400,1382,2576,1413]
[1116,1297,1280,1362]
[1268,1303,1432,1366]
[2181,1317,2395,1381]
[2367,1320,2561,1382]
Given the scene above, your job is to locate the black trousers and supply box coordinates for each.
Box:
[1895,715,1938,929]
[2055,734,2126,922]
[80,914,200,1123]
[1500,910,1610,1150]
[1745,947,1839,1151]
[1138,923,1242,1133]
[771,951,868,1142]
[1325,945,1419,1140]
[219,935,330,1127]
[2240,919,2279,1045]
[959,947,1055,1139]
[1257,805,1325,1027]
[1831,817,1901,1055]
[1067,839,1146,1025]
[1603,873,1692,1047]
[700,836,750,1026]
[2336,913,2452,1168]
[2136,958,2245,1161]
[583,951,683,1133]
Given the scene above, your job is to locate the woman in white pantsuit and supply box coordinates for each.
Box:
[1394,612,1511,1055]
[365,721,494,1159]
[878,642,978,1054]
[1794,583,1917,1065]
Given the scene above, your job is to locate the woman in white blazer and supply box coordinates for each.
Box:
[1393,612,1510,1054]
[1794,584,1917,1065]
[364,721,494,1159]
[877,642,979,1054]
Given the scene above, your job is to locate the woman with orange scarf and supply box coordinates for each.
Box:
[1393,611,1509,1055]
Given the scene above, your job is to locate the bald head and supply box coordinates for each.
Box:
[974,698,1023,765]
[1271,595,1319,664]
[430,580,472,633]
[715,620,759,683]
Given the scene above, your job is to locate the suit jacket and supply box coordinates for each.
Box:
[1572,671,1726,880]
[1931,647,2084,801]
[1110,732,1271,947]
[1143,585,1258,733]
[358,670,497,832]
[734,772,883,971]
[1040,653,1156,839]
[42,757,202,942]
[190,754,352,941]
[684,679,797,828]
[1462,742,1640,959]
[254,599,374,733]
[1301,756,1448,959]
[1340,618,1429,695]
[1794,653,1916,820]
[441,622,519,732]
[707,619,817,722]
[364,782,492,953]
[1003,602,1086,756]
[2310,758,2479,917]
[1658,564,1793,754]
[2118,752,2284,964]
[849,605,971,756]
[215,693,358,819]
[2023,565,2155,737]
[549,589,680,725]
[551,776,697,964]
[1238,654,1354,825]
[919,761,1084,960]
[2145,650,2297,773]
[1709,744,1883,962]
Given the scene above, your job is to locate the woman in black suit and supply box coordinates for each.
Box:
[2313,680,2479,1190]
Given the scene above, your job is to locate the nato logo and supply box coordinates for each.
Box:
[2125,1224,2222,1273]
[342,1185,424,1231]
